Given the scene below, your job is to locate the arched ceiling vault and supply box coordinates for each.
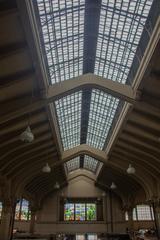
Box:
[0,0,160,202]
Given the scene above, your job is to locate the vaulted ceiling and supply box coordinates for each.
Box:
[0,0,160,204]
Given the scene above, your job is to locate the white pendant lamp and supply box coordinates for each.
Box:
[54,182,60,189]
[20,126,34,143]
[42,163,51,173]
[127,164,136,174]
[110,182,117,190]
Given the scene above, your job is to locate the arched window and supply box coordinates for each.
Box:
[0,202,2,220]
[132,204,154,221]
[133,207,137,220]
[15,199,31,221]
[125,211,129,221]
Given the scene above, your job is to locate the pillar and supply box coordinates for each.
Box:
[0,199,15,240]
[152,200,160,239]
[127,207,134,231]
[29,207,37,234]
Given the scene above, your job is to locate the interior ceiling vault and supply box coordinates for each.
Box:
[0,0,160,202]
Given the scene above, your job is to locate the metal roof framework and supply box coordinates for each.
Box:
[35,0,155,172]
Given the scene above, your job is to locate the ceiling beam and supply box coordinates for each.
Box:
[47,73,136,103]
[0,73,136,125]
[0,41,27,59]
[83,0,101,73]
[0,0,17,13]
[62,144,108,164]
[131,15,160,90]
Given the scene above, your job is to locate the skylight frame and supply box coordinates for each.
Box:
[86,89,120,150]
[36,0,85,84]
[55,91,82,150]
[94,0,153,84]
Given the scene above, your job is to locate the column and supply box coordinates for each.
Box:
[127,207,134,231]
[29,207,37,234]
[0,199,15,240]
[152,200,160,239]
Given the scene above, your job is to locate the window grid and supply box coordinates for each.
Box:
[55,91,82,150]
[86,89,120,150]
[64,202,97,221]
[95,0,153,84]
[66,157,80,172]
[136,205,153,221]
[133,205,154,221]
[36,0,85,84]
[83,155,99,173]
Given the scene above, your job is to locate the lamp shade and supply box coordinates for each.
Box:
[42,163,51,173]
[20,126,34,143]
[110,182,117,189]
[127,164,136,174]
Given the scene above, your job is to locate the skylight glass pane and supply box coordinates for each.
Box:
[86,89,119,150]
[66,157,80,172]
[95,0,153,84]
[36,0,85,84]
[55,91,82,150]
[84,155,98,173]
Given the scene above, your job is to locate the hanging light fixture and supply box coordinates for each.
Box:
[42,163,51,173]
[127,164,136,174]
[54,182,60,189]
[110,182,117,190]
[20,126,34,143]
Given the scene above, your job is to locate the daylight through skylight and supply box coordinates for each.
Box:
[86,89,120,150]
[66,157,80,172]
[94,0,153,84]
[36,0,85,83]
[55,91,82,150]
[83,155,99,173]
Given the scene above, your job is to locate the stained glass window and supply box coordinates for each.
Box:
[36,0,85,84]
[64,202,97,221]
[86,203,96,220]
[95,0,153,84]
[64,203,74,221]
[20,199,30,221]
[0,202,2,220]
[75,203,85,220]
[15,200,21,220]
[55,91,82,150]
[15,199,31,221]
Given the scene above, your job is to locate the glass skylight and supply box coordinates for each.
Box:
[94,0,153,84]
[86,89,120,150]
[55,91,82,150]
[36,0,85,84]
[83,155,98,173]
[66,157,80,172]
